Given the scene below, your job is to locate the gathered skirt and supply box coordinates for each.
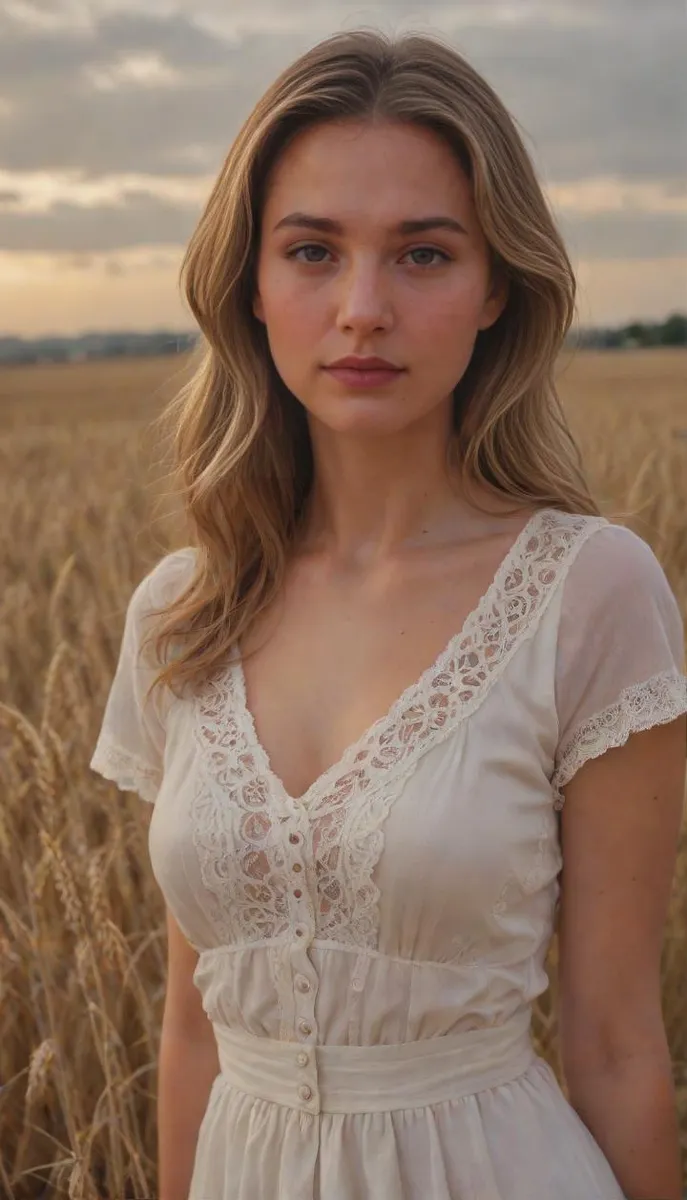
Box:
[188,1010,626,1200]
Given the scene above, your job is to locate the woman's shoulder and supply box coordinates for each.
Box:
[130,545,199,622]
[547,511,673,598]
[517,508,682,644]
[547,512,683,653]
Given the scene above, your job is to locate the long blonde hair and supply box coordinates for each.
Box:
[145,27,599,701]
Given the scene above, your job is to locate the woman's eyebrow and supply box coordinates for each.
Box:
[272,212,469,237]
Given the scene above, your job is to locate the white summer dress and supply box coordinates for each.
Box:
[90,508,687,1200]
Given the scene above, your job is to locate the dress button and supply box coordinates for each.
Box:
[298,1019,312,1037]
[298,1084,313,1102]
[296,1051,309,1068]
[295,974,310,993]
[293,888,302,899]
[295,927,305,937]
[289,833,301,845]
[292,862,302,873]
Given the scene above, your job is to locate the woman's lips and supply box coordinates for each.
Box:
[324,366,404,388]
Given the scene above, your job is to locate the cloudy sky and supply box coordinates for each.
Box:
[0,0,685,336]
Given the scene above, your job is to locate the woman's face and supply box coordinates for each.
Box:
[253,118,507,437]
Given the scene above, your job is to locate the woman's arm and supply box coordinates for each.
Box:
[157,907,220,1200]
[557,717,686,1200]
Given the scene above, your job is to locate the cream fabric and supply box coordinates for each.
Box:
[90,508,687,1200]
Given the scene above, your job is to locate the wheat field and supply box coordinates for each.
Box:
[0,348,686,1198]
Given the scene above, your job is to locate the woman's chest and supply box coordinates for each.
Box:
[240,620,461,803]
[152,627,562,954]
[235,533,534,801]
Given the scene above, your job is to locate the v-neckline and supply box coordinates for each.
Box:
[230,507,550,808]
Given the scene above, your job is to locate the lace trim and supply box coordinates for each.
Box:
[89,739,161,804]
[191,509,607,947]
[551,668,687,809]
[191,694,296,944]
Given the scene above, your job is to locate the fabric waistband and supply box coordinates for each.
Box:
[212,1008,536,1116]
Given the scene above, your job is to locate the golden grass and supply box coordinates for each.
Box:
[0,348,686,1197]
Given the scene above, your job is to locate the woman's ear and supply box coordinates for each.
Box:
[478,263,509,332]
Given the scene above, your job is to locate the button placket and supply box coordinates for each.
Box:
[290,940,318,1037]
[290,957,319,1112]
[285,821,315,936]
[283,814,320,1110]
[293,1037,319,1112]
[292,963,317,1041]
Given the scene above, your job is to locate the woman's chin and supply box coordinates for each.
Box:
[312,409,413,438]
[304,394,425,438]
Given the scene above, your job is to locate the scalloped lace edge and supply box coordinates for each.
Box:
[89,738,161,804]
[551,668,687,810]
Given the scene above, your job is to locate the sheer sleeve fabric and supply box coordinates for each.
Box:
[552,523,687,807]
[89,548,196,804]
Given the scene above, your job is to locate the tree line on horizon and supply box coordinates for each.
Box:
[0,313,685,366]
[573,312,687,350]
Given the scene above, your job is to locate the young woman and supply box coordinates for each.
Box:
[90,28,687,1200]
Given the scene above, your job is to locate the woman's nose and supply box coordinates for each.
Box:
[335,262,393,333]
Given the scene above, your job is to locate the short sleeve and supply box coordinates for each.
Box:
[89,548,196,804]
[552,523,687,806]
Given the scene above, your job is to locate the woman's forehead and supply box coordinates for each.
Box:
[261,121,475,228]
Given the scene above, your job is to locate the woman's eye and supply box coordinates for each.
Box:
[404,246,451,267]
[287,244,330,264]
[286,244,451,267]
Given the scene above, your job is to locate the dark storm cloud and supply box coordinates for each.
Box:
[0,9,260,177]
[0,191,198,252]
[461,18,686,185]
[0,0,684,257]
[0,2,683,180]
[558,210,687,262]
